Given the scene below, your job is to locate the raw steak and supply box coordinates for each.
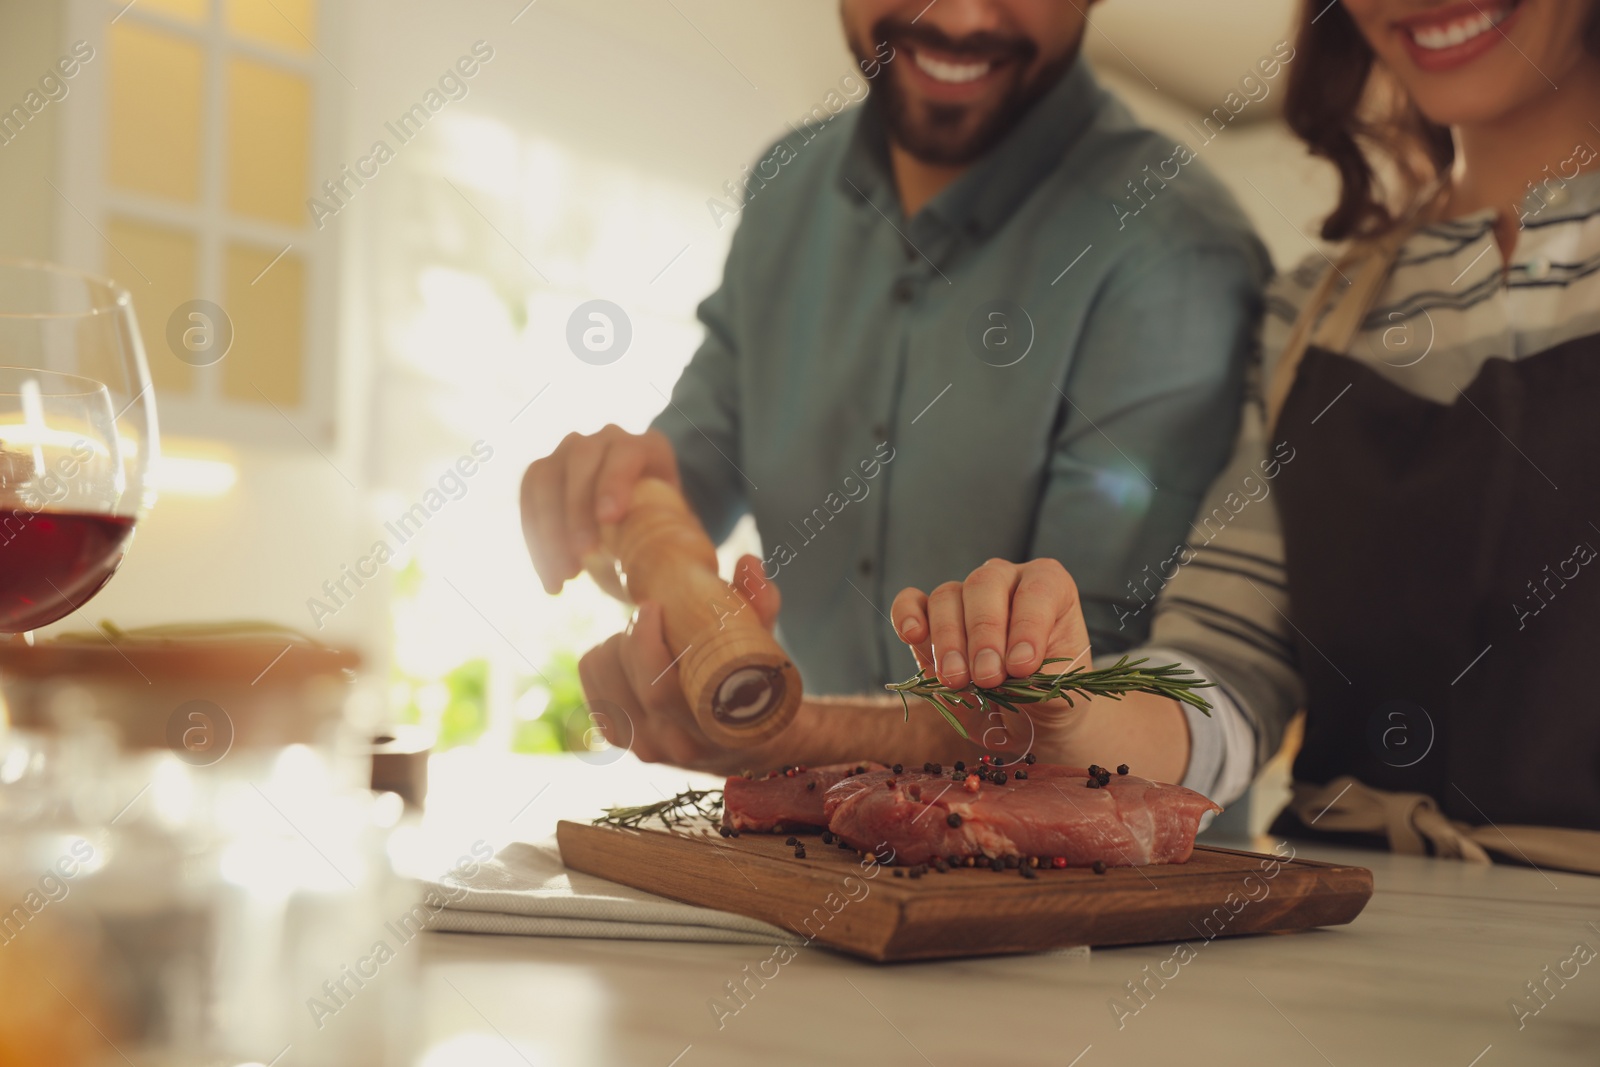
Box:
[723,762,888,832]
[824,763,1221,867]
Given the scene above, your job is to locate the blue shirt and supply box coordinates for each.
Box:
[653,59,1270,695]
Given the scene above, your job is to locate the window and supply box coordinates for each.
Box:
[367,113,737,750]
[60,0,338,446]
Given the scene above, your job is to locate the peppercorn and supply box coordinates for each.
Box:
[931,763,942,774]
[909,868,923,879]
[934,859,949,872]
[989,857,1005,872]
[1021,866,1036,879]
[922,762,933,772]
[964,775,981,793]
[1092,860,1107,875]
[856,765,867,774]
[990,771,1008,785]
[1088,764,1102,777]
[821,832,835,844]
[806,780,816,791]
[1028,856,1039,868]
[954,761,966,771]
[965,857,977,867]
[1024,753,1037,765]
[894,868,905,878]
[795,846,807,859]
[1117,764,1129,776]
[1015,770,1028,780]
[1086,778,1101,789]
[947,855,961,867]
[1004,855,1019,869]
[946,812,963,828]
[838,840,852,850]
[719,827,732,838]
[785,836,798,846]
[992,755,1006,766]
[729,829,740,837]
[892,763,904,774]
[1052,856,1067,869]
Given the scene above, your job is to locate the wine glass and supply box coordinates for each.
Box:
[0,261,158,634]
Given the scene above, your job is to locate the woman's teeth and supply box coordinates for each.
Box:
[912,49,993,84]
[1409,5,1512,50]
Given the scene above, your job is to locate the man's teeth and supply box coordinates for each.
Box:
[912,50,993,84]
[1410,6,1511,50]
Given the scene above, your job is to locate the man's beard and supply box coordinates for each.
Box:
[852,16,1078,166]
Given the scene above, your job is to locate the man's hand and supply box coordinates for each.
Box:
[578,555,786,773]
[520,425,681,594]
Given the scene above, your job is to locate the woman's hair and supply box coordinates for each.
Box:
[1284,1,1600,241]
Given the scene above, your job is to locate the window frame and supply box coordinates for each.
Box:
[58,0,346,450]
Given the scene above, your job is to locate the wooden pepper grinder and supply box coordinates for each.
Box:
[584,477,801,747]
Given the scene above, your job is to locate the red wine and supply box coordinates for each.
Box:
[0,511,136,632]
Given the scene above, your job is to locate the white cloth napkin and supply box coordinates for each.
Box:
[423,839,802,945]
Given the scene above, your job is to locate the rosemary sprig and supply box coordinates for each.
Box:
[593,788,724,831]
[885,655,1214,740]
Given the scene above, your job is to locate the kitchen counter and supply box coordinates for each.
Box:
[409,751,1600,1067]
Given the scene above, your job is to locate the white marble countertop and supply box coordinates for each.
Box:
[407,751,1600,1067]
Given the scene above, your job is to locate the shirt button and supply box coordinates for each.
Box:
[892,278,916,303]
[858,558,873,576]
[1525,256,1552,280]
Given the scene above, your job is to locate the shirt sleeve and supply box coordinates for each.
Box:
[1028,242,1267,653]
[1144,647,1261,808]
[649,242,750,544]
[1139,262,1319,778]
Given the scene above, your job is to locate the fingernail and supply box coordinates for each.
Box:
[974,649,1001,679]
[1008,642,1035,667]
[898,617,919,639]
[941,651,966,679]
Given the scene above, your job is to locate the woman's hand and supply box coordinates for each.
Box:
[890,557,1193,782]
[893,558,1093,687]
[890,558,1096,757]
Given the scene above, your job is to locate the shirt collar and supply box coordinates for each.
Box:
[838,55,1107,239]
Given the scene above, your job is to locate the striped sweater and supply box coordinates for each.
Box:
[1156,170,1600,805]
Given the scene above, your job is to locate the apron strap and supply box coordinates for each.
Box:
[1291,777,1600,875]
[1265,226,1412,433]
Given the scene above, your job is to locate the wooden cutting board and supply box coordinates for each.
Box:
[556,819,1373,962]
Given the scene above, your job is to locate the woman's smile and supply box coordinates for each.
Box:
[1395,0,1525,72]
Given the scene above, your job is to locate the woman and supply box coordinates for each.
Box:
[888,0,1600,867]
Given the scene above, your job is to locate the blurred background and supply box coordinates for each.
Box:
[0,0,1333,759]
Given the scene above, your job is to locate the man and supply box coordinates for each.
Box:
[522,0,1268,708]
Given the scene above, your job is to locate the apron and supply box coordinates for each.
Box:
[1262,232,1600,865]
